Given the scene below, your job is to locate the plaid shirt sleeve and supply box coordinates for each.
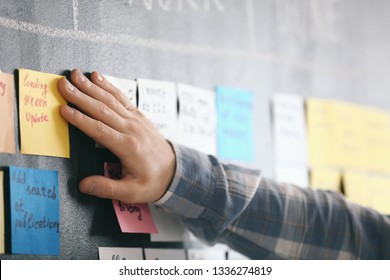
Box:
[155,143,390,259]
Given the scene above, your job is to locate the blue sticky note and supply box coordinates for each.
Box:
[9,166,60,256]
[216,86,255,162]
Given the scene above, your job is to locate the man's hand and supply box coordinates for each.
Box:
[57,69,176,203]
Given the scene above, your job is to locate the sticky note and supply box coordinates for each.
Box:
[18,69,69,158]
[332,101,366,169]
[216,86,254,162]
[99,247,143,260]
[8,166,60,255]
[103,75,137,106]
[273,162,309,188]
[177,83,217,155]
[369,175,390,215]
[343,170,371,207]
[0,171,4,254]
[272,93,308,164]
[306,98,336,167]
[0,72,16,154]
[228,249,249,260]
[104,162,158,233]
[364,108,390,173]
[144,248,186,260]
[310,167,341,192]
[149,204,186,242]
[137,79,177,140]
[187,244,227,260]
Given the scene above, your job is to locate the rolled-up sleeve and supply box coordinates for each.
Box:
[156,143,390,259]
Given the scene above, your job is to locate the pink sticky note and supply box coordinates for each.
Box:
[104,162,158,233]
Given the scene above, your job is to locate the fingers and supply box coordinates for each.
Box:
[69,69,131,119]
[79,175,141,203]
[89,71,137,112]
[59,104,132,159]
[58,77,126,132]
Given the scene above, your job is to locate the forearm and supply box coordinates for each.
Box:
[235,177,390,259]
[155,143,261,245]
[156,144,390,259]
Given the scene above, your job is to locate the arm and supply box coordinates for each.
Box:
[58,69,390,260]
[157,143,390,259]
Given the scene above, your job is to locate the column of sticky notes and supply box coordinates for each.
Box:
[1,69,66,256]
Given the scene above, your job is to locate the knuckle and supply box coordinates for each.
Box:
[133,109,146,119]
[97,101,111,117]
[124,119,142,134]
[94,120,109,139]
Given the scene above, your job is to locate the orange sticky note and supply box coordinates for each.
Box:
[0,72,16,154]
[104,162,158,233]
[18,69,69,158]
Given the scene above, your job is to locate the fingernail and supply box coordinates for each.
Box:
[66,81,75,92]
[97,73,103,83]
[78,71,86,83]
[65,105,74,114]
[85,183,95,194]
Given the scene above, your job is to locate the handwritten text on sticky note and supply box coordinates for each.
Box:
[104,162,158,233]
[216,86,254,162]
[19,68,69,158]
[177,83,217,155]
[9,166,60,255]
[137,79,177,140]
[272,93,307,164]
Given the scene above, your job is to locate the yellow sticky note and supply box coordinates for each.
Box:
[332,102,367,169]
[0,171,4,254]
[306,98,335,167]
[343,170,371,207]
[364,108,390,173]
[369,175,390,215]
[310,168,341,192]
[19,69,69,158]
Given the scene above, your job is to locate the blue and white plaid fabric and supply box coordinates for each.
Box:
[156,144,390,259]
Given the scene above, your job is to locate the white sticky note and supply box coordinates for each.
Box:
[149,204,186,242]
[271,93,308,164]
[137,79,177,140]
[273,162,309,188]
[144,248,186,260]
[177,83,217,156]
[187,244,227,260]
[98,247,143,260]
[104,75,137,106]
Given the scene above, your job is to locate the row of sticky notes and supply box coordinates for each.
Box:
[307,98,390,172]
[272,93,390,172]
[0,166,59,256]
[271,93,390,214]
[0,69,255,163]
[0,70,69,158]
[99,244,247,260]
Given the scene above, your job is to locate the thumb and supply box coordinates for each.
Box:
[79,175,137,202]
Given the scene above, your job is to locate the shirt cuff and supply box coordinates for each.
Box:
[154,142,212,219]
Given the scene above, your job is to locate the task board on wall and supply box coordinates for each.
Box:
[1,0,390,259]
